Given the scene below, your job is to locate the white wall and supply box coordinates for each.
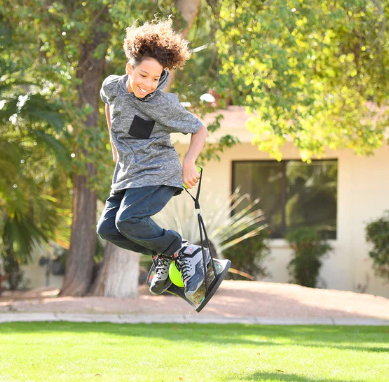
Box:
[19,242,64,290]
[177,140,389,298]
[20,263,64,290]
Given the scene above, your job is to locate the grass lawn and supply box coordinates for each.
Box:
[0,322,388,382]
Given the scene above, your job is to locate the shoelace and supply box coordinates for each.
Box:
[154,257,170,276]
[176,251,192,281]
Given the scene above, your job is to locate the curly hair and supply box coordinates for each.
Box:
[123,18,191,70]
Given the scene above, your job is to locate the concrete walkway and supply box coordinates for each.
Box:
[1,313,388,326]
[1,281,389,325]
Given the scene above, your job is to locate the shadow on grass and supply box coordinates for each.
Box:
[1,322,388,354]
[228,371,364,382]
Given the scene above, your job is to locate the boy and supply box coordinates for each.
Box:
[97,19,210,298]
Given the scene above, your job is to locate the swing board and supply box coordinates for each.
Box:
[147,257,231,312]
[147,166,231,313]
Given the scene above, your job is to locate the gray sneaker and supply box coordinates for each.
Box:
[174,241,211,297]
[149,255,172,295]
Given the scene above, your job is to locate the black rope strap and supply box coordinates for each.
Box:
[184,167,216,292]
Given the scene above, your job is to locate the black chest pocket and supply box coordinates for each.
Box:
[129,115,155,139]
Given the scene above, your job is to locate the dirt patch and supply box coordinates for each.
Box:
[1,281,388,319]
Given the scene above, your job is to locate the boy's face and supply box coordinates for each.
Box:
[126,58,164,98]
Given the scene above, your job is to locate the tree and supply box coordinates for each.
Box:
[213,0,389,161]
[164,0,202,91]
[90,242,139,297]
[0,53,71,291]
[59,3,112,296]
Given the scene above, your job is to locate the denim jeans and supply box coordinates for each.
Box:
[96,186,182,257]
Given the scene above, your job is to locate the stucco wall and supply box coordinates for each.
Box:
[176,140,389,298]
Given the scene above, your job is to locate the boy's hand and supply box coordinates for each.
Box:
[182,125,207,188]
[182,159,200,189]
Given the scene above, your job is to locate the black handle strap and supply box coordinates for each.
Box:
[184,167,202,210]
[184,167,216,292]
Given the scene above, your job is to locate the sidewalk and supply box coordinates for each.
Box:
[1,312,389,325]
[1,281,389,325]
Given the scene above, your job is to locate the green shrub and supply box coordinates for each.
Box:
[365,211,389,282]
[223,228,271,280]
[286,227,332,288]
[2,252,29,290]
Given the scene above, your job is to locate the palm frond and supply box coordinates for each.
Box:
[154,189,267,258]
[29,130,71,167]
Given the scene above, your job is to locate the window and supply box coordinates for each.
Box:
[232,160,338,239]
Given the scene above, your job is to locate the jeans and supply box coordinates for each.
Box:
[96,186,182,257]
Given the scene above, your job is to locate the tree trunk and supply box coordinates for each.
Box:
[60,170,98,296]
[60,8,111,296]
[164,0,201,92]
[90,243,139,297]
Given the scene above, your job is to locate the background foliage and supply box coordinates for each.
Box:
[286,227,333,287]
[223,228,271,280]
[1,0,388,290]
[214,0,389,161]
[365,211,389,283]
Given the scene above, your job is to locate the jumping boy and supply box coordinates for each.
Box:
[97,18,210,298]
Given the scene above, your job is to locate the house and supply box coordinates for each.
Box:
[174,106,389,298]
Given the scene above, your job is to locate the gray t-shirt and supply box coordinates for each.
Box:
[100,70,202,193]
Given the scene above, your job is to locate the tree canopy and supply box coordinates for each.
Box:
[214,0,389,160]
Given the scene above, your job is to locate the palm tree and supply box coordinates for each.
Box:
[0,61,72,290]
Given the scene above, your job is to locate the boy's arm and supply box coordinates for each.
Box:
[105,104,118,163]
[182,125,208,189]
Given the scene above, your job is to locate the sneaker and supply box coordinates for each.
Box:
[149,255,173,295]
[174,241,211,297]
